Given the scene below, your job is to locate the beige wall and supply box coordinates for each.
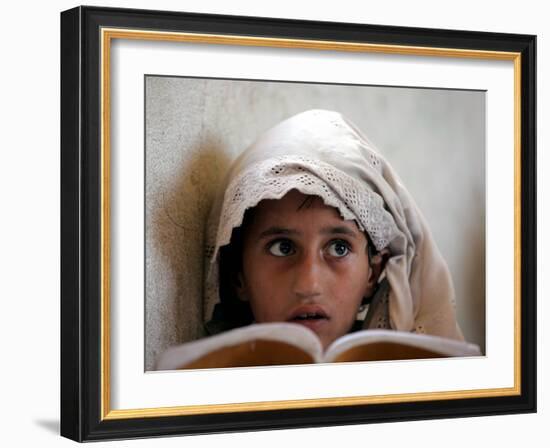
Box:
[145,77,485,370]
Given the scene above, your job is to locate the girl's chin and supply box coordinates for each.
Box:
[287,319,337,348]
[288,317,330,333]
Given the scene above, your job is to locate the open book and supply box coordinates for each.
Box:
[156,322,481,370]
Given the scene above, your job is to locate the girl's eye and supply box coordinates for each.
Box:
[327,240,350,258]
[268,239,295,257]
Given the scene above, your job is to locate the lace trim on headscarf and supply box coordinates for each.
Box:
[205,155,398,266]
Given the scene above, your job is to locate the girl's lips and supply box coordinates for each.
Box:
[287,305,330,331]
[289,317,329,332]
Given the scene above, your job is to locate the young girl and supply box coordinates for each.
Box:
[202,109,464,350]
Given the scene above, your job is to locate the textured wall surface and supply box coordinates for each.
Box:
[145,76,485,370]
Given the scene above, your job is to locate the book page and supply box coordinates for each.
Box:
[179,339,316,369]
[156,322,324,370]
[324,330,482,363]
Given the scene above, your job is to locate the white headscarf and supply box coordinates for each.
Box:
[203,109,464,341]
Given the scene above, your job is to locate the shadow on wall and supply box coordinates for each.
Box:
[147,139,232,367]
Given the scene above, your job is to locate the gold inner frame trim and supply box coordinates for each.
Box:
[100,28,111,421]
[100,27,522,421]
[514,55,522,392]
[105,386,517,420]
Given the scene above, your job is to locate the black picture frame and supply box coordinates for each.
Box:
[60,5,536,442]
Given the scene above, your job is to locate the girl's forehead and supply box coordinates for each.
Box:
[249,190,362,234]
[256,190,336,215]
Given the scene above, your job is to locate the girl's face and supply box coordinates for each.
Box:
[237,190,381,349]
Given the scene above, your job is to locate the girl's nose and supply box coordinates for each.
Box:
[292,252,322,299]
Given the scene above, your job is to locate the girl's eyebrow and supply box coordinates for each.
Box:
[258,227,299,239]
[320,226,360,239]
[257,225,359,239]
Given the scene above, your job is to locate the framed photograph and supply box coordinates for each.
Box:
[60,5,536,442]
